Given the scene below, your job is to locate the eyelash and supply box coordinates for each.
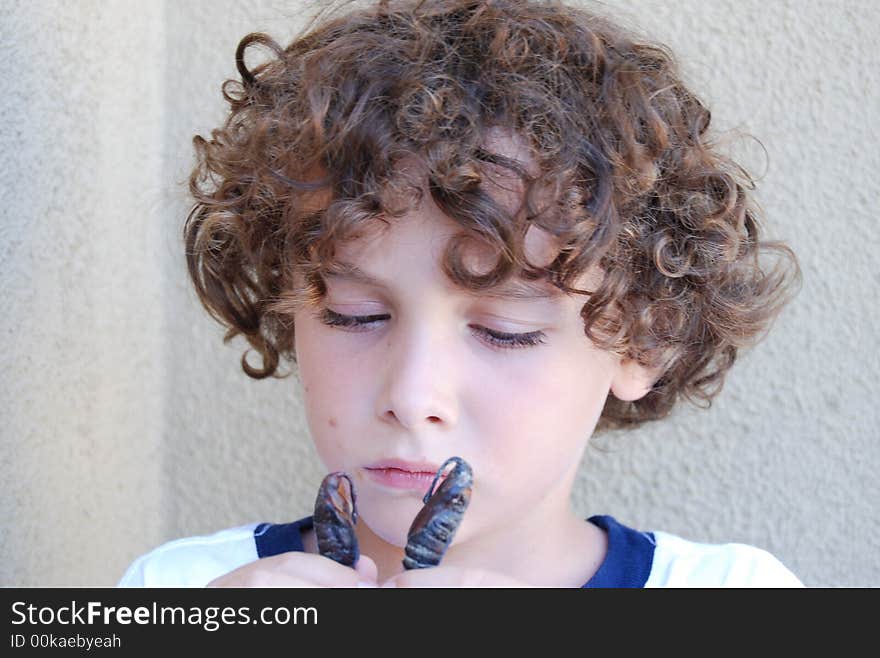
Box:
[317,309,546,350]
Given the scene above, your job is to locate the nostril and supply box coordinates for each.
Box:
[427,416,441,423]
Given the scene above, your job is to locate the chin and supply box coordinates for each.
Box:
[363,516,409,548]
[357,497,420,548]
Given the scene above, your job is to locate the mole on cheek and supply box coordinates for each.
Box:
[328,418,337,428]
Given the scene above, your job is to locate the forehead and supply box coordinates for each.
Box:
[327,200,573,303]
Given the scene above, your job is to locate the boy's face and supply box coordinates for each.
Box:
[292,132,653,552]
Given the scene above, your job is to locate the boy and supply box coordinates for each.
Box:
[119,0,802,587]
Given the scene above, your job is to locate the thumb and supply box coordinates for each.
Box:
[354,554,379,586]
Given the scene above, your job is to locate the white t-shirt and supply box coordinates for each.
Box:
[117,515,803,588]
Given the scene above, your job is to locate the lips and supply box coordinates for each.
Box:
[362,459,446,492]
[365,458,442,474]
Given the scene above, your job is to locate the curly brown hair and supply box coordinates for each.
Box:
[184,0,800,433]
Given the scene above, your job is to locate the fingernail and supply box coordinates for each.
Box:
[357,580,377,588]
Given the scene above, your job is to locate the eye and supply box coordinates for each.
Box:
[317,308,388,332]
[317,309,546,351]
[472,326,546,350]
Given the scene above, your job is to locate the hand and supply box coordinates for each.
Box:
[206,553,379,588]
[380,565,534,588]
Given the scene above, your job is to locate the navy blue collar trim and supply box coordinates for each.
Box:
[584,515,655,588]
[254,518,311,558]
[253,514,655,588]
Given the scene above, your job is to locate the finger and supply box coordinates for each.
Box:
[354,554,379,586]
[207,573,327,588]
[382,566,532,588]
[208,552,362,588]
[381,567,464,588]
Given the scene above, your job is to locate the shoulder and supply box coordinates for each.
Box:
[646,530,804,588]
[116,524,263,588]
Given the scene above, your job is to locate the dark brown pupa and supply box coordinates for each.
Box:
[403,456,473,570]
[313,471,360,567]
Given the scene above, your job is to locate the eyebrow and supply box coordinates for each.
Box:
[325,262,563,300]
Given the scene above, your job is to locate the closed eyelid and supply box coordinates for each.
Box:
[317,308,546,350]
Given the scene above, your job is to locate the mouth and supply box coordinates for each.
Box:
[362,459,446,492]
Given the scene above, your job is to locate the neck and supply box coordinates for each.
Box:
[356,521,407,583]
[439,496,606,587]
[352,473,607,587]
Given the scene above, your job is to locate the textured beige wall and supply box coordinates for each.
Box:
[2,0,877,587]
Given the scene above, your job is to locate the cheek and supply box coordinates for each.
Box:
[475,349,613,482]
[486,352,606,435]
[294,314,366,468]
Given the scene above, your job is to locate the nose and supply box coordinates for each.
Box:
[377,319,459,432]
